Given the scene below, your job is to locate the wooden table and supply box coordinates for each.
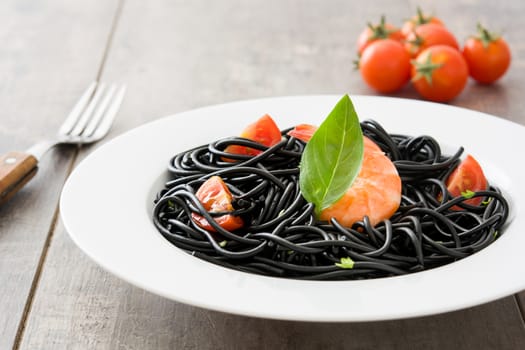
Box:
[1,0,524,349]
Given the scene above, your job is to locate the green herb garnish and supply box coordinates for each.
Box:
[299,95,364,216]
[461,189,475,199]
[335,257,355,269]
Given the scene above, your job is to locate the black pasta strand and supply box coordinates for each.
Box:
[152,119,510,280]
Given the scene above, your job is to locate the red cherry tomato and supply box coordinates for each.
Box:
[405,23,459,57]
[359,39,411,93]
[401,7,444,37]
[357,16,404,55]
[462,24,511,84]
[191,176,244,232]
[411,45,468,102]
[446,155,488,207]
[224,114,282,157]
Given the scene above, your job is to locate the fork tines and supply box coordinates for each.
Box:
[59,82,126,140]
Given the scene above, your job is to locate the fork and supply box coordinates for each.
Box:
[0,82,126,204]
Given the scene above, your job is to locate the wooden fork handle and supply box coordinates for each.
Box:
[0,151,38,204]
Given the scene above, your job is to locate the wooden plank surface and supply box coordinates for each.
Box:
[3,0,525,349]
[17,223,525,349]
[0,1,120,349]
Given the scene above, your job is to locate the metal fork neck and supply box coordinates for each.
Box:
[26,140,60,160]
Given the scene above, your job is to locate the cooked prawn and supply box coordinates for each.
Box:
[289,124,402,227]
[319,137,401,227]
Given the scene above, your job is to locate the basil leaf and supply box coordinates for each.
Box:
[299,95,364,215]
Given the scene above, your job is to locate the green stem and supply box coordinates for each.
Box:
[367,15,397,40]
[411,53,443,84]
[476,23,500,48]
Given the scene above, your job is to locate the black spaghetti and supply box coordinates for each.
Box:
[152,119,509,280]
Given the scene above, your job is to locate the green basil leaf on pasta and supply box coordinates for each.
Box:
[299,95,364,215]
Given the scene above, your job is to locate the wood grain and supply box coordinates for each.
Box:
[0,0,121,349]
[0,152,38,204]
[8,0,525,349]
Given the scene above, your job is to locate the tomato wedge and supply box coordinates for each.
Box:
[446,154,488,207]
[224,114,282,157]
[191,176,244,232]
[287,123,317,142]
[287,123,381,152]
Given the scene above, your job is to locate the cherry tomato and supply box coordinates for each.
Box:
[405,23,459,57]
[411,45,468,102]
[401,7,444,37]
[224,114,281,157]
[191,176,244,232]
[446,155,488,207]
[357,16,404,55]
[462,24,511,84]
[359,39,411,93]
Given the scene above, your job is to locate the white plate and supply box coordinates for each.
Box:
[60,95,525,322]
